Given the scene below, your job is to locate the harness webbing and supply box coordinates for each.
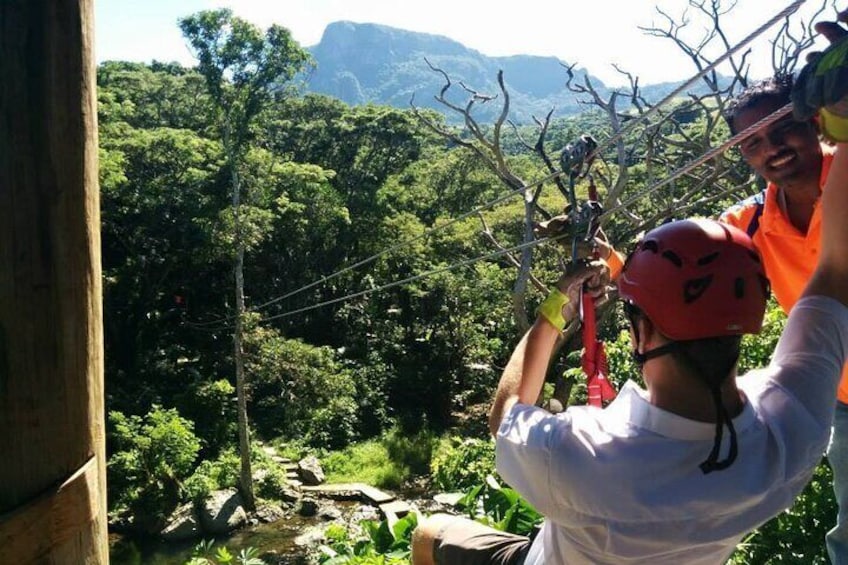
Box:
[580,289,617,407]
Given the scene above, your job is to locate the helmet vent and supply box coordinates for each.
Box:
[642,240,660,253]
[684,275,713,303]
[661,250,683,267]
[698,252,720,266]
[734,277,745,298]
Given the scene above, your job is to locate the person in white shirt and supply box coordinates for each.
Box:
[411,10,848,565]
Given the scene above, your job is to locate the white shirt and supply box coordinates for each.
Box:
[496,296,848,565]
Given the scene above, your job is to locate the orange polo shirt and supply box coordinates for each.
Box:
[720,147,848,402]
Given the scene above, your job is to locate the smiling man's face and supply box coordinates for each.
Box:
[735,99,822,187]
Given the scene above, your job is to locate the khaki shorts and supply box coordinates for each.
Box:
[433,518,531,565]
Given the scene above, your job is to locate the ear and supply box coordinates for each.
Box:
[636,316,660,353]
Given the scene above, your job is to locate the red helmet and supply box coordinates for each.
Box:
[617,218,768,340]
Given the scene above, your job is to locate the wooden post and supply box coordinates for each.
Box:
[0,0,108,563]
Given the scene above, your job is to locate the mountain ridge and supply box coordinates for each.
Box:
[301,21,726,124]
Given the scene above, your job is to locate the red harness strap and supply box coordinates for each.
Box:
[580,290,617,407]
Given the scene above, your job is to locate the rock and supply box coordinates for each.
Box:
[279,486,302,504]
[294,525,325,548]
[544,398,565,414]
[433,492,466,507]
[318,504,342,521]
[161,502,201,541]
[255,502,287,524]
[199,489,248,535]
[297,456,325,485]
[298,497,319,517]
[349,504,381,524]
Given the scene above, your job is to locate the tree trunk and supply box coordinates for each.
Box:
[0,0,108,562]
[231,166,255,511]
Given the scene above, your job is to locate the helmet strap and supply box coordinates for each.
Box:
[631,342,680,366]
[699,387,739,474]
[629,336,740,474]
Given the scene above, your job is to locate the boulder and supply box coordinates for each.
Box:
[254,502,287,524]
[297,456,325,485]
[160,502,200,542]
[318,503,342,521]
[199,489,248,535]
[298,497,319,517]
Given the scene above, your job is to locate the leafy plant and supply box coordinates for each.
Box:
[186,539,265,565]
[107,406,202,532]
[457,475,543,537]
[182,449,241,501]
[318,513,418,565]
[431,436,497,491]
[729,459,835,564]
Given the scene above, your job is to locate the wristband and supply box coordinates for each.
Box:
[819,106,848,143]
[537,288,570,332]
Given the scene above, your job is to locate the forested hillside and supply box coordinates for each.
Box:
[302,21,733,124]
[101,6,837,564]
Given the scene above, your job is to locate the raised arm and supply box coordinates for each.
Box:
[488,261,609,435]
[800,10,848,304]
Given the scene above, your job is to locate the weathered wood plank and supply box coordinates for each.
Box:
[0,0,107,562]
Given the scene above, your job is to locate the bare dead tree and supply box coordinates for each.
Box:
[409,1,830,410]
[411,59,564,334]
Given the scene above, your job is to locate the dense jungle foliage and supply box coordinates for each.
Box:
[101,9,837,563]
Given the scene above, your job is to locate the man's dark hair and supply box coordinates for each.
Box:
[722,74,794,135]
[624,301,743,472]
[622,302,742,387]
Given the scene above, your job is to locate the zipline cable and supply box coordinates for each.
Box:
[586,0,806,163]
[194,234,567,332]
[250,103,794,325]
[187,1,805,327]
[601,103,793,219]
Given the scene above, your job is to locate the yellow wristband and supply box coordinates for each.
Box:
[820,106,848,143]
[537,288,570,332]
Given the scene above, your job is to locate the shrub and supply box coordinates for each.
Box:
[318,513,417,564]
[457,475,543,537]
[256,466,291,501]
[182,450,241,501]
[430,436,497,491]
[738,298,786,373]
[322,427,437,489]
[107,406,202,532]
[729,459,835,564]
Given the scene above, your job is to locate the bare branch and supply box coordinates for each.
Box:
[477,213,548,294]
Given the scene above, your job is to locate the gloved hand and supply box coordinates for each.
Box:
[792,9,848,141]
[534,211,596,259]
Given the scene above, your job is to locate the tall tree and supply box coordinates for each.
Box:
[179,8,311,511]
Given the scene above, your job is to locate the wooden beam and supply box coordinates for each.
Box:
[0,0,107,562]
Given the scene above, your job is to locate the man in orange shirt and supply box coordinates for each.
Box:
[720,16,847,560]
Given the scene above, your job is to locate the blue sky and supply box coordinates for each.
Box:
[95,0,836,86]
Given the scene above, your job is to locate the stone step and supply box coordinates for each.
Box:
[301,483,364,501]
[379,500,411,519]
[358,484,395,505]
[300,482,395,504]
[380,500,412,530]
[433,492,465,508]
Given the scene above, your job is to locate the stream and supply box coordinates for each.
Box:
[109,502,359,565]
